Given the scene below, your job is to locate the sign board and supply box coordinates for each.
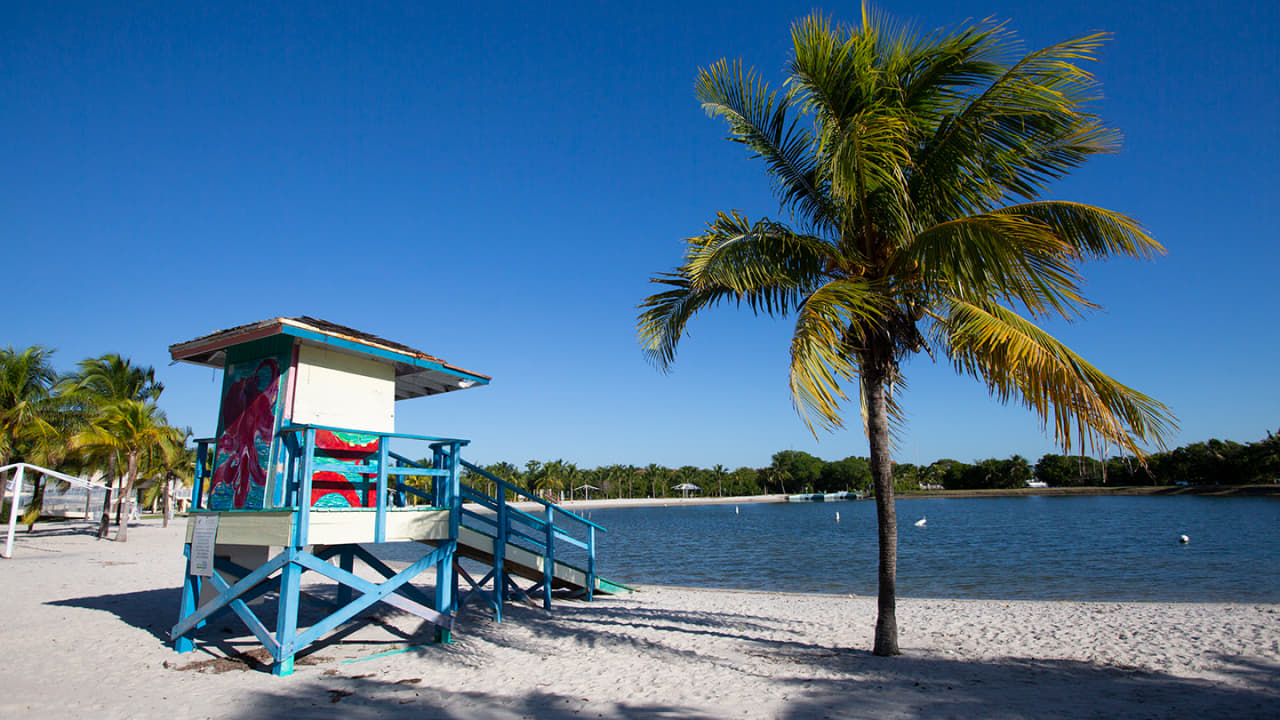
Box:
[188,514,219,577]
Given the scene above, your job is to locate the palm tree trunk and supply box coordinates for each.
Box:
[865,363,901,656]
[23,476,45,532]
[97,455,116,539]
[116,452,138,542]
[162,477,171,528]
[114,471,125,527]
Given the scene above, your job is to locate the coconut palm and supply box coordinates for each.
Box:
[638,9,1175,655]
[66,353,164,405]
[0,345,63,466]
[72,400,183,542]
[0,346,88,528]
[144,428,193,527]
[711,464,728,497]
[62,354,165,533]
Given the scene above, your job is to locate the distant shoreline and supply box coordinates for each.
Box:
[521,484,1280,515]
[515,494,788,513]
[896,484,1280,499]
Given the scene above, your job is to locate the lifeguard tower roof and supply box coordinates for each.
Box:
[168,316,489,400]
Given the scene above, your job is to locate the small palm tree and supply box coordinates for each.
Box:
[62,354,165,534]
[712,464,728,497]
[639,9,1175,655]
[72,400,183,542]
[146,428,193,527]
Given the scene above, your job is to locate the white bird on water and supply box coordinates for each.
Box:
[914,517,927,527]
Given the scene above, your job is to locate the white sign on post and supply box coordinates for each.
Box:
[189,514,219,577]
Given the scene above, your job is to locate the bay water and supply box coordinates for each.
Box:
[567,495,1280,602]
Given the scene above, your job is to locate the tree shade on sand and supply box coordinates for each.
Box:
[639,6,1175,655]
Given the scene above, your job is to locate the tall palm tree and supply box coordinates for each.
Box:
[639,9,1175,655]
[72,400,182,542]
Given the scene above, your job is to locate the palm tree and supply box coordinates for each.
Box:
[712,464,728,497]
[0,345,63,466]
[63,354,164,533]
[642,464,669,498]
[639,9,1175,655]
[72,400,183,542]
[0,346,87,528]
[66,353,164,405]
[483,461,521,500]
[147,428,193,527]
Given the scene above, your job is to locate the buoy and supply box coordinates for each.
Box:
[914,517,927,527]
[735,506,739,514]
[835,511,840,522]
[1179,534,1190,544]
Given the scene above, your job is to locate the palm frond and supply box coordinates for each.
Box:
[639,213,835,370]
[685,211,838,312]
[788,279,889,434]
[893,21,1008,122]
[637,272,738,371]
[697,60,830,231]
[821,109,912,216]
[901,213,1093,318]
[787,14,917,232]
[914,33,1115,217]
[994,201,1163,261]
[939,298,1176,457]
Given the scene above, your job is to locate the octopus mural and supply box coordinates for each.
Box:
[208,356,283,510]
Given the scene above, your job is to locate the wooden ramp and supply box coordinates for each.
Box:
[440,525,632,597]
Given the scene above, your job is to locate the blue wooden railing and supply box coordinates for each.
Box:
[457,459,605,607]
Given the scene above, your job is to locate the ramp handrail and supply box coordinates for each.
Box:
[458,459,606,531]
[457,459,601,604]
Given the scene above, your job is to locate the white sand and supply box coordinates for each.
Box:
[1,520,1276,719]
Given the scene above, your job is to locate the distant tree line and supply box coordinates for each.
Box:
[1034,432,1280,487]
[470,428,1280,499]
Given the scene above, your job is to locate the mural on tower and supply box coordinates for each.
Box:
[310,430,380,508]
[208,354,287,510]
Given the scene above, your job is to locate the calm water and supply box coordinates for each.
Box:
[565,496,1280,602]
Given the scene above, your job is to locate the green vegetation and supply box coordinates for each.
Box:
[465,428,1280,502]
[637,8,1176,655]
[0,346,191,540]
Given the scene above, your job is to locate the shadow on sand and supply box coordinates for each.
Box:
[223,599,1276,719]
[46,580,1278,718]
[47,582,454,670]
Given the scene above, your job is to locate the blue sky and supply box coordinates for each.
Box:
[4,1,1277,469]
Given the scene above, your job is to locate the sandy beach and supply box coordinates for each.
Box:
[1,519,1276,719]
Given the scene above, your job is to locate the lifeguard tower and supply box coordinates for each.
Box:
[168,317,625,675]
